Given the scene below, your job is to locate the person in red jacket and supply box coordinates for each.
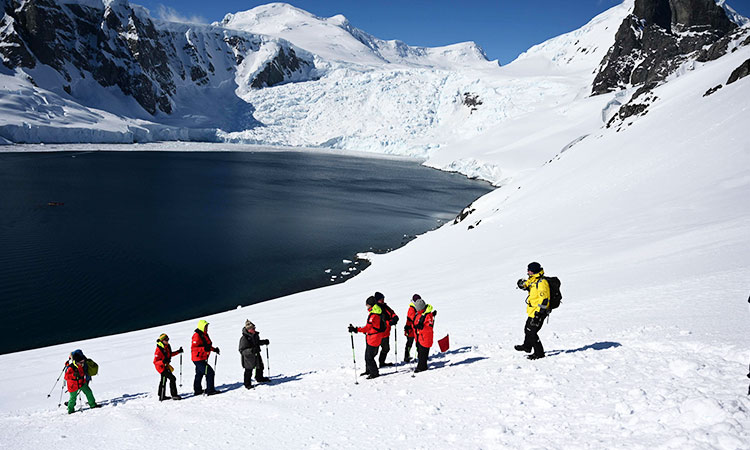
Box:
[374,291,399,368]
[403,294,420,362]
[154,333,184,401]
[191,319,220,395]
[413,298,437,373]
[348,296,385,379]
[64,349,98,414]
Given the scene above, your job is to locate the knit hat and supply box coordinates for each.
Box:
[527,262,543,274]
[374,291,385,301]
[158,333,169,342]
[245,319,255,330]
[414,298,426,311]
[365,296,377,307]
[412,294,421,301]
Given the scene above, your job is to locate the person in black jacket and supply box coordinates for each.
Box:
[238,320,270,389]
[374,291,398,368]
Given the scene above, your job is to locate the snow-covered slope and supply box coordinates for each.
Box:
[1,8,750,447]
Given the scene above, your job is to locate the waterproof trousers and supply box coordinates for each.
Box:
[158,370,179,400]
[193,360,215,394]
[67,383,96,414]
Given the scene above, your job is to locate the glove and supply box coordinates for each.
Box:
[391,316,399,325]
[178,347,184,354]
[261,339,269,345]
[432,310,437,317]
[403,325,411,333]
[517,278,526,289]
[348,324,357,333]
[213,347,221,355]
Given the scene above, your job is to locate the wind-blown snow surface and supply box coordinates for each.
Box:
[1,22,750,449]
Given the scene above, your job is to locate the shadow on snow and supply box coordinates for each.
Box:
[546,341,622,357]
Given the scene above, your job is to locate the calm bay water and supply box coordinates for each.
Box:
[0,150,491,354]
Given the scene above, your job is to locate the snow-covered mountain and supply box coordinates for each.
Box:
[1,0,750,448]
[218,2,495,70]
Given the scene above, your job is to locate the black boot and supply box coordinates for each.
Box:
[527,353,545,360]
[514,345,531,353]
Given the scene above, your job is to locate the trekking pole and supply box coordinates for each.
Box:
[350,332,358,385]
[179,353,183,387]
[57,384,65,408]
[47,364,67,398]
[394,327,398,365]
[266,346,271,377]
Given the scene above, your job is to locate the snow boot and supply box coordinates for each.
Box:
[514,345,531,353]
[171,395,182,400]
[365,374,379,380]
[359,371,369,377]
[527,353,545,360]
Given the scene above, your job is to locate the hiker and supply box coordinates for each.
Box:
[191,319,220,395]
[515,262,550,360]
[403,294,420,362]
[64,349,98,414]
[348,296,385,379]
[413,297,436,372]
[374,291,398,367]
[238,319,270,389]
[153,333,184,401]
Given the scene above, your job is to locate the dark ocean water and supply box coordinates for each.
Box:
[0,150,491,354]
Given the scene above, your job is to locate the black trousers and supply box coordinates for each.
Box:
[193,360,215,394]
[158,370,178,400]
[404,336,414,361]
[364,344,379,376]
[523,316,545,355]
[415,342,430,372]
[243,356,265,388]
[378,335,391,365]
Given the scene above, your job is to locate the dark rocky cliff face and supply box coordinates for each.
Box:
[0,0,312,116]
[592,0,737,96]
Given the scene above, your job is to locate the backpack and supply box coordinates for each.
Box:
[543,276,562,310]
[86,359,99,376]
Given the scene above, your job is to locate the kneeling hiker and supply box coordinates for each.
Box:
[238,320,270,389]
[64,349,99,414]
[154,333,184,401]
[515,262,550,360]
[348,296,385,379]
[413,297,436,373]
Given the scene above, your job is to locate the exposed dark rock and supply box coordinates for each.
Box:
[727,58,750,84]
[1,0,314,117]
[592,0,737,96]
[454,205,476,224]
[462,92,483,113]
[251,47,308,88]
[606,89,658,130]
[703,84,722,96]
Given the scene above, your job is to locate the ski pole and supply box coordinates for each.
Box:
[179,353,183,387]
[47,364,67,398]
[57,384,65,408]
[394,327,398,365]
[350,332,358,385]
[266,345,271,377]
[214,353,218,376]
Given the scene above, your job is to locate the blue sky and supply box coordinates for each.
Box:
[132,0,750,65]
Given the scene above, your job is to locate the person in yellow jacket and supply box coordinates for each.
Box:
[514,262,550,360]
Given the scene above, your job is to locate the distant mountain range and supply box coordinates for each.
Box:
[1,0,749,182]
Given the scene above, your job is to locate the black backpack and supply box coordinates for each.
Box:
[544,276,562,310]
